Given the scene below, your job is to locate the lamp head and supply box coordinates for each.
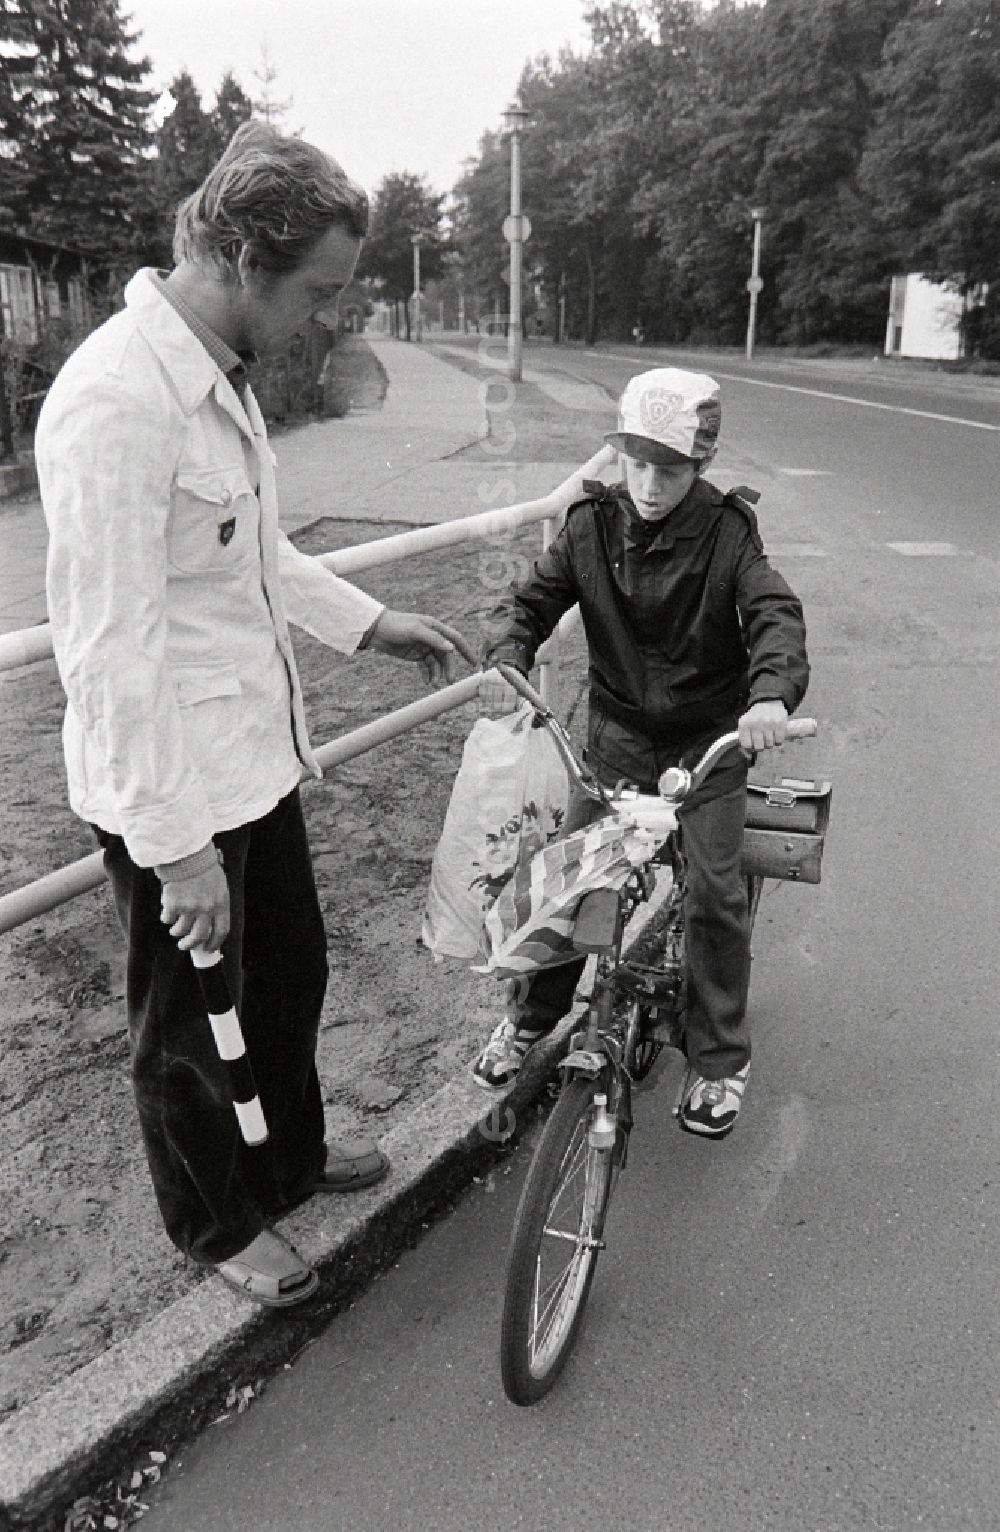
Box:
[502,103,531,135]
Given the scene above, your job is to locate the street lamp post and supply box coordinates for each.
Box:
[410,232,423,343]
[501,103,531,382]
[745,206,764,362]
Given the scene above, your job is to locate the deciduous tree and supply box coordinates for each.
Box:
[860,0,1000,312]
[355,171,446,340]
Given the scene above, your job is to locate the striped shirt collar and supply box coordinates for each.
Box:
[150,270,252,382]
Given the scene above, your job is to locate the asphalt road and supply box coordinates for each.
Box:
[139,343,1000,1532]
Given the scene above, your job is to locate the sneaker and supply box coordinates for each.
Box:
[471,1019,546,1090]
[676,1062,750,1139]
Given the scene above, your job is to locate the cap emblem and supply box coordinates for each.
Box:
[638,389,684,437]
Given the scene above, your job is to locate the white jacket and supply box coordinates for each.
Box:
[36,270,384,868]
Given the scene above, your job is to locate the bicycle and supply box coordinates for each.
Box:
[483,659,820,1406]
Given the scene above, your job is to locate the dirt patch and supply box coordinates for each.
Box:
[0,360,597,1426]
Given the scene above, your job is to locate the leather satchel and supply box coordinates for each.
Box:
[742,776,832,884]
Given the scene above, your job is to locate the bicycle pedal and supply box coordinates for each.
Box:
[615,962,680,1005]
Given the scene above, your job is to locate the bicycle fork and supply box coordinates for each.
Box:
[561,959,635,1174]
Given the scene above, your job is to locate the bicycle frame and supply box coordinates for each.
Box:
[556,842,684,1162]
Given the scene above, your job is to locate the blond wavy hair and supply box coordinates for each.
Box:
[173,120,368,274]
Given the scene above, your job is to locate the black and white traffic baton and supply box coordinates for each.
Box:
[190,947,268,1147]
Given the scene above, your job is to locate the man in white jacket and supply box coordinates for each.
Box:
[36,122,459,1308]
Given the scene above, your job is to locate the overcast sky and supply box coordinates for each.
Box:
[125,0,594,197]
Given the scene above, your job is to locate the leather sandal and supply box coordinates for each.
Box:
[314,1138,390,1193]
[216,1229,319,1308]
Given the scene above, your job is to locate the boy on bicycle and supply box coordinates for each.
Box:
[471,367,809,1138]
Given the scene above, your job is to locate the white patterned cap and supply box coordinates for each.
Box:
[606,368,721,465]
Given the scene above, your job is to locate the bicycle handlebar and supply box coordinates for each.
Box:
[451,631,817,810]
[493,662,611,804]
[447,629,607,801]
[658,717,818,803]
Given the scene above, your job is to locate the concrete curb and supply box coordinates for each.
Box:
[0,879,671,1530]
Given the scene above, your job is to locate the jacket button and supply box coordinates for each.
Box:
[221,488,233,506]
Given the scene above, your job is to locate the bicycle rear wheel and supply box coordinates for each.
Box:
[500,1077,616,1405]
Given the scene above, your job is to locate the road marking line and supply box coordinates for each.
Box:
[886,541,959,556]
[595,350,1000,432]
[777,467,832,477]
[711,374,1000,431]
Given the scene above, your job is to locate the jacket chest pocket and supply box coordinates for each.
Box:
[169,467,259,574]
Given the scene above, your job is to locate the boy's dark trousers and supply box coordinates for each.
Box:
[94,788,330,1264]
[506,775,751,1081]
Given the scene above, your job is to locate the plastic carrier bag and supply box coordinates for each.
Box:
[475,819,659,980]
[421,703,571,960]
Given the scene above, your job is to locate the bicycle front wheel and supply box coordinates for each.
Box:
[500,1077,616,1405]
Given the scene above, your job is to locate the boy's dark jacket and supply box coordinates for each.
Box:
[484,477,809,790]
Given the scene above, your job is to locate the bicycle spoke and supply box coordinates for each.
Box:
[530,1243,592,1365]
[526,1122,612,1371]
[530,1248,582,1361]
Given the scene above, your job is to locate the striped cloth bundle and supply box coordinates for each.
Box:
[475,818,659,979]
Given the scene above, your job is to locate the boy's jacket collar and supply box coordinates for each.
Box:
[614,478,726,551]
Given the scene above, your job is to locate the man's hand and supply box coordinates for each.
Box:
[160,861,230,953]
[363,611,462,687]
[738,699,789,754]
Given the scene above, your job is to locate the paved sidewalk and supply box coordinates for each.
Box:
[0,338,607,1529]
[0,499,48,638]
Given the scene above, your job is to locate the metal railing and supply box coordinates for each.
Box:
[0,445,613,935]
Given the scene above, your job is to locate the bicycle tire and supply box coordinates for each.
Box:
[500,1076,616,1405]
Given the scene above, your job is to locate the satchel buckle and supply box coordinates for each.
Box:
[764,786,797,808]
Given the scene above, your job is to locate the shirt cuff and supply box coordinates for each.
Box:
[154,842,220,882]
[356,614,382,651]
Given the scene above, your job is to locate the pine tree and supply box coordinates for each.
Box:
[252,40,292,127]
[0,0,156,257]
[0,1,35,227]
[150,69,213,259]
[210,69,253,159]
